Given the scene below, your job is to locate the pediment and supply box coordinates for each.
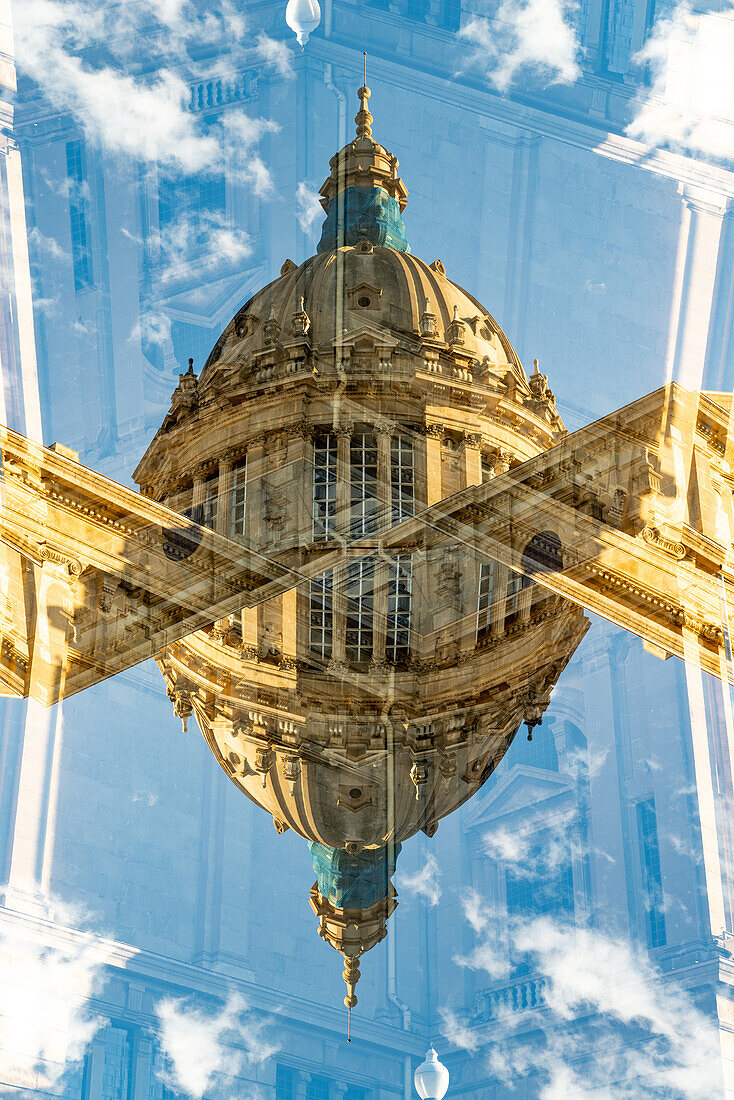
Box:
[333,322,399,350]
[347,282,383,311]
[465,765,575,830]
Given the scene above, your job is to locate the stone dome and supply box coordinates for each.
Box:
[199,242,526,392]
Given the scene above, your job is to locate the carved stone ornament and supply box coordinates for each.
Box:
[37,542,83,576]
[641,525,687,560]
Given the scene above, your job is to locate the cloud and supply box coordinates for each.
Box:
[397,853,442,906]
[154,992,278,1100]
[296,181,324,234]
[0,904,104,1093]
[627,3,734,163]
[130,311,172,348]
[137,207,254,287]
[14,0,276,180]
[459,0,581,92]
[446,899,723,1097]
[438,1007,481,1052]
[27,227,69,261]
[256,33,295,79]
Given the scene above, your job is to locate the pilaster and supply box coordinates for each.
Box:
[666,185,731,391]
[216,456,233,536]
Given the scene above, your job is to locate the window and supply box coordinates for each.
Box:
[309,572,333,658]
[477,560,495,640]
[66,140,93,292]
[346,558,374,662]
[158,171,226,245]
[386,555,412,661]
[345,1089,367,1100]
[443,0,461,30]
[230,458,247,537]
[350,432,378,537]
[505,570,522,618]
[276,1065,295,1100]
[407,0,429,18]
[202,474,218,529]
[507,726,559,772]
[506,844,574,975]
[522,532,562,575]
[307,1076,330,1100]
[391,433,415,523]
[94,1024,132,1100]
[313,433,337,540]
[636,797,667,948]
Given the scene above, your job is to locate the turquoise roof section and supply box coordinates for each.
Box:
[309,841,402,909]
[317,187,410,253]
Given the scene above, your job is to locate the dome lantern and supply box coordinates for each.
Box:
[317,60,410,253]
[414,1046,450,1099]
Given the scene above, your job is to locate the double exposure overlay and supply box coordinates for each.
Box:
[1,0,734,1097]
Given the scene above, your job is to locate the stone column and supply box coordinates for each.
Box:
[372,555,389,668]
[665,184,731,391]
[131,1031,153,1100]
[0,697,64,916]
[425,424,443,505]
[376,422,393,530]
[288,422,313,547]
[295,1070,311,1100]
[501,127,539,364]
[336,424,353,536]
[462,431,482,489]
[491,564,509,636]
[246,435,266,547]
[0,131,43,439]
[216,455,233,536]
[330,565,347,668]
[192,466,207,511]
[84,1032,107,1097]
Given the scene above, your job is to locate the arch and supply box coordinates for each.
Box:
[521,531,563,580]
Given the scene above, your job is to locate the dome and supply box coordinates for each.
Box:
[134,78,583,1015]
[199,242,526,387]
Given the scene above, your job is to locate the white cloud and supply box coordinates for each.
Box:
[130,310,172,348]
[397,853,442,906]
[155,992,278,1100]
[627,3,734,163]
[459,0,581,92]
[296,181,324,234]
[0,906,104,1093]
[27,227,69,261]
[438,1006,481,1052]
[14,0,276,180]
[447,899,723,1096]
[256,33,296,79]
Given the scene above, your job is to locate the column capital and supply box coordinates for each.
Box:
[678,182,731,217]
[374,419,395,439]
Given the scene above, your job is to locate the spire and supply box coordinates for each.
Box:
[356,53,373,139]
[307,842,400,1025]
[317,64,410,253]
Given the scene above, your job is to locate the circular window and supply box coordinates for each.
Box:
[349,787,363,799]
[357,296,371,308]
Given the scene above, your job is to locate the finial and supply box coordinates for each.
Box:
[186,357,194,374]
[343,954,361,1014]
[356,53,372,140]
[533,357,540,374]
